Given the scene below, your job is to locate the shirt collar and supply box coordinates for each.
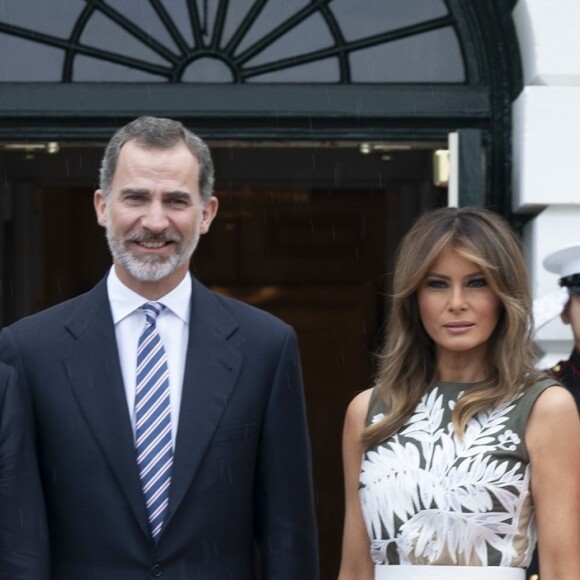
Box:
[107,267,192,325]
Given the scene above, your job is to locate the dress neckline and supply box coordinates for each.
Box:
[432,379,488,390]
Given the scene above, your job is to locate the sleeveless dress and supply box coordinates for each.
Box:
[359,379,554,570]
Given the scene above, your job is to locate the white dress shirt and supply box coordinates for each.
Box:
[107,267,191,446]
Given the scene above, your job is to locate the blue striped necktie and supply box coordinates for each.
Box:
[135,302,173,542]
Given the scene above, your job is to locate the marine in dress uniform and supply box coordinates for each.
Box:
[543,242,580,409]
[549,349,580,408]
[529,242,580,580]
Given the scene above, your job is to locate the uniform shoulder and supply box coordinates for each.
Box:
[549,360,566,376]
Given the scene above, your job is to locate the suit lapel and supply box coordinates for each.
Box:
[61,279,150,538]
[60,277,242,537]
[166,279,242,523]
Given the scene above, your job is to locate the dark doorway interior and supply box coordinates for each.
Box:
[0,142,445,579]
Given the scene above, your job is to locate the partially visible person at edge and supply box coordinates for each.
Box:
[534,241,580,406]
[338,206,580,580]
[527,241,580,580]
[0,116,318,579]
[0,362,49,579]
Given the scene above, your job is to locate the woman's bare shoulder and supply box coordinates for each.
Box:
[345,387,374,426]
[531,383,578,417]
[527,383,580,447]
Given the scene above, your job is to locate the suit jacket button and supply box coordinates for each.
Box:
[151,564,163,577]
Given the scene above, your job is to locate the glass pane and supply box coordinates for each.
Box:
[0,0,84,38]
[243,13,334,68]
[235,0,310,56]
[220,0,255,48]
[0,33,63,81]
[105,0,180,54]
[248,57,340,83]
[331,0,448,42]
[182,58,234,82]
[80,11,171,67]
[72,55,166,82]
[350,27,464,82]
[159,0,195,47]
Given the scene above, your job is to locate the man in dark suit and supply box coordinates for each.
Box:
[529,242,580,580]
[0,362,49,579]
[0,116,318,579]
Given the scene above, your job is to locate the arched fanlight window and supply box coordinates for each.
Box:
[0,0,466,84]
[0,0,521,214]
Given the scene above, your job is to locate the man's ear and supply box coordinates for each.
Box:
[94,189,107,227]
[200,196,218,235]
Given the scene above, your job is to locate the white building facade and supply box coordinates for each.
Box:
[513,0,580,366]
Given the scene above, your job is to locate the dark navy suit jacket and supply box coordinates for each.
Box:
[0,276,318,579]
[0,361,49,579]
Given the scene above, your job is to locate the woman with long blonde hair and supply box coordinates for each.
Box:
[338,207,580,580]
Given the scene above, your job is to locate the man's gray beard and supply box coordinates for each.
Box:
[105,227,200,283]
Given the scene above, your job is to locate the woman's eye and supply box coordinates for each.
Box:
[426,279,447,289]
[468,277,487,288]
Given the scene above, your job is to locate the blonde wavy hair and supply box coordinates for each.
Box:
[363,206,546,449]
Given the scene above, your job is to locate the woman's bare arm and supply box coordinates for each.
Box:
[526,385,580,580]
[337,389,375,580]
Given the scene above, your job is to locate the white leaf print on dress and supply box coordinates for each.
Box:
[360,386,531,566]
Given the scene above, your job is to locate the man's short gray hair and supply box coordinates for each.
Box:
[99,116,215,202]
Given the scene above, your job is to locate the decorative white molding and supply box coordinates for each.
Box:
[512,86,580,211]
[513,0,580,86]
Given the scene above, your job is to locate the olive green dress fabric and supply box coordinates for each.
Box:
[360,379,555,568]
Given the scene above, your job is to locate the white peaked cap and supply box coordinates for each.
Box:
[543,241,580,278]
